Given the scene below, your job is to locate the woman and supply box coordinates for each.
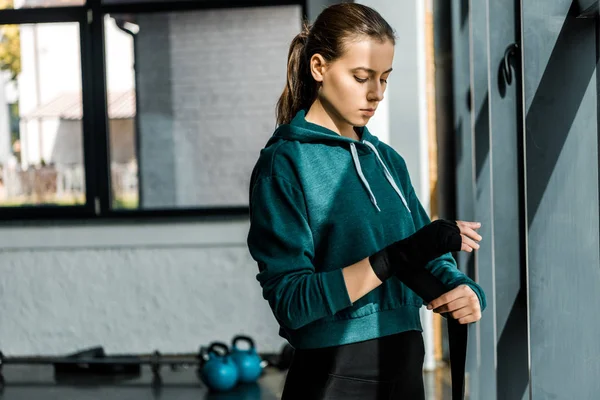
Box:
[247,3,486,399]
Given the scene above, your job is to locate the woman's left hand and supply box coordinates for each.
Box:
[426,284,482,324]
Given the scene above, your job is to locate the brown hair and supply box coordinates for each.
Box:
[275,3,396,125]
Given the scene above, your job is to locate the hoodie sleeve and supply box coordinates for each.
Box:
[247,175,354,331]
[380,144,487,312]
[407,185,487,312]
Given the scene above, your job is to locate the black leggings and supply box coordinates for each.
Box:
[281,330,426,400]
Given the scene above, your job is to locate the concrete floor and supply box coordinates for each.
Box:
[0,364,453,399]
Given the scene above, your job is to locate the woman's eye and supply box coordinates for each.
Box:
[354,76,388,84]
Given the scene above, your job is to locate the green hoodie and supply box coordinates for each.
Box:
[247,109,486,349]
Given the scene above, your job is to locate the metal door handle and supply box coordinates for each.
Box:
[501,43,520,85]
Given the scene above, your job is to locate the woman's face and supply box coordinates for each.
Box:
[310,36,394,128]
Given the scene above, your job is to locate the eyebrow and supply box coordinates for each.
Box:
[352,67,393,74]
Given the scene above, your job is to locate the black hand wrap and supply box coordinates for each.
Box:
[369,219,462,282]
[369,219,468,400]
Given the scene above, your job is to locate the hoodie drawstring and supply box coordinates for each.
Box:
[350,143,381,212]
[349,141,411,214]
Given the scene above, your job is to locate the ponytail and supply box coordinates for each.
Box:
[275,4,396,125]
[276,22,317,125]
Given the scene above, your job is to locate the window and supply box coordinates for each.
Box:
[0,0,304,219]
[105,7,300,210]
[0,22,85,208]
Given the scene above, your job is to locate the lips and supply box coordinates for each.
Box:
[361,109,376,116]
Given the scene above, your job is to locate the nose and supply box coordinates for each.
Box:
[367,82,384,102]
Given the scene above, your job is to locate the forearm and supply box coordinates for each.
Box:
[342,257,384,303]
[344,219,462,305]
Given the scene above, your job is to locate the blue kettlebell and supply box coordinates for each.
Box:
[199,342,239,392]
[230,335,263,383]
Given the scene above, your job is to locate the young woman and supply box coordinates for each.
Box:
[247,3,486,399]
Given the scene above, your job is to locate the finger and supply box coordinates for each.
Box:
[461,234,480,250]
[458,311,482,324]
[427,293,453,310]
[432,297,469,313]
[459,226,483,242]
[450,305,476,320]
[460,236,479,252]
[439,299,479,317]
[432,297,470,314]
[456,221,481,230]
[427,288,463,310]
[434,285,480,312]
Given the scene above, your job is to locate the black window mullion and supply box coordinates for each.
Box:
[80,5,99,217]
[88,0,111,216]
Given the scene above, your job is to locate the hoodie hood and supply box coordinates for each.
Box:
[266,109,410,213]
[266,109,380,148]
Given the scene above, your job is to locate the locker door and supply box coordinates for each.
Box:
[488,0,529,399]
[522,1,600,398]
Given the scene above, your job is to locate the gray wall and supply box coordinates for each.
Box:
[136,6,300,208]
[0,220,286,354]
[307,0,342,20]
[450,0,600,398]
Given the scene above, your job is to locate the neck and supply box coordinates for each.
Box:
[305,99,360,141]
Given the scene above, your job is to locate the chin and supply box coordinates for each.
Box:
[354,116,371,126]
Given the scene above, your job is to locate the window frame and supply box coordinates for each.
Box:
[0,0,307,222]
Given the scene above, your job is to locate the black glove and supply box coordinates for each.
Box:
[369,219,462,282]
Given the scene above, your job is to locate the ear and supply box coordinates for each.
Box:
[309,53,328,83]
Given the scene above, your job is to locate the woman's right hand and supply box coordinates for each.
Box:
[456,221,482,253]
